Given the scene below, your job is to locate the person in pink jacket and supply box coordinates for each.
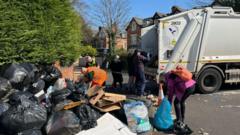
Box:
[163,66,196,123]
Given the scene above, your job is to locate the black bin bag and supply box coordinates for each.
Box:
[41,65,62,89]
[3,64,31,91]
[28,79,45,94]
[51,89,72,105]
[0,97,47,134]
[8,91,37,105]
[19,63,39,82]
[74,104,101,130]
[0,101,9,116]
[45,110,81,135]
[16,129,42,135]
[0,77,12,99]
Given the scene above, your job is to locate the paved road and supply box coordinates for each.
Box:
[106,72,240,135]
[186,89,240,135]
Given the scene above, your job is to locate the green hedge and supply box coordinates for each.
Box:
[0,0,83,66]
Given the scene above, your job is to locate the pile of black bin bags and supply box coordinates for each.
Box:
[0,63,102,135]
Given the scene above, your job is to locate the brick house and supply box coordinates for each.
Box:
[126,12,166,55]
[94,26,127,54]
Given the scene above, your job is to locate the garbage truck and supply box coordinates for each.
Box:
[145,7,240,93]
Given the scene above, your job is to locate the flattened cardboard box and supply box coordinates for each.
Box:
[102,93,126,103]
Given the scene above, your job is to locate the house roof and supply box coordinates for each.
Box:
[133,17,144,25]
[167,5,184,15]
[126,16,155,30]
[211,1,224,6]
[153,12,167,18]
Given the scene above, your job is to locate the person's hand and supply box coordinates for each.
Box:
[153,97,162,106]
[170,69,176,73]
[160,82,164,89]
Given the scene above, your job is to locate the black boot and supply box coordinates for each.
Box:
[174,121,193,135]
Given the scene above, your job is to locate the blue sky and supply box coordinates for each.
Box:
[84,0,212,19]
[129,0,194,18]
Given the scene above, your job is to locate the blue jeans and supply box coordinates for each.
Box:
[135,69,146,96]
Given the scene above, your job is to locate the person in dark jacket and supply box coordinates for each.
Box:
[133,49,150,96]
[109,55,123,88]
[127,51,135,92]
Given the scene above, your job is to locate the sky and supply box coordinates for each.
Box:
[83,0,212,19]
[129,0,195,18]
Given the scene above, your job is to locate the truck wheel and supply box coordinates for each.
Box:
[197,68,223,94]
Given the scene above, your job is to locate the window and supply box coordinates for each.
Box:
[131,34,137,45]
[131,21,137,31]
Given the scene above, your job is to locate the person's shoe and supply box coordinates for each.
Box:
[174,121,193,135]
[183,124,193,134]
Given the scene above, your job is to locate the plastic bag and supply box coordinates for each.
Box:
[53,78,66,91]
[45,110,81,135]
[16,129,42,135]
[74,82,89,95]
[0,77,12,99]
[0,89,19,103]
[53,100,72,112]
[0,98,47,134]
[153,98,173,130]
[3,64,31,90]
[51,89,72,104]
[28,79,45,94]
[123,101,151,133]
[19,63,39,82]
[67,91,85,102]
[8,91,37,105]
[41,65,62,89]
[65,79,75,91]
[0,102,9,116]
[74,104,101,130]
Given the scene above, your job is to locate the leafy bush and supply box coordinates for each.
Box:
[0,0,82,66]
[79,45,97,57]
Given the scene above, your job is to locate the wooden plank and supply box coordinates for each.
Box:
[63,101,85,110]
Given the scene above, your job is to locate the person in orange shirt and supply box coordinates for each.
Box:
[81,67,107,87]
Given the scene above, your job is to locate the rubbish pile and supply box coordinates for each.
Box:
[0,63,156,135]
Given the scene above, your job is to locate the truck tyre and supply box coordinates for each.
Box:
[197,68,223,94]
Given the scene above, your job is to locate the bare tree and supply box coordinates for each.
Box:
[91,0,131,56]
[70,0,90,19]
[70,0,95,45]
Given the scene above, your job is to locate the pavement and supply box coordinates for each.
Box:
[106,72,240,135]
